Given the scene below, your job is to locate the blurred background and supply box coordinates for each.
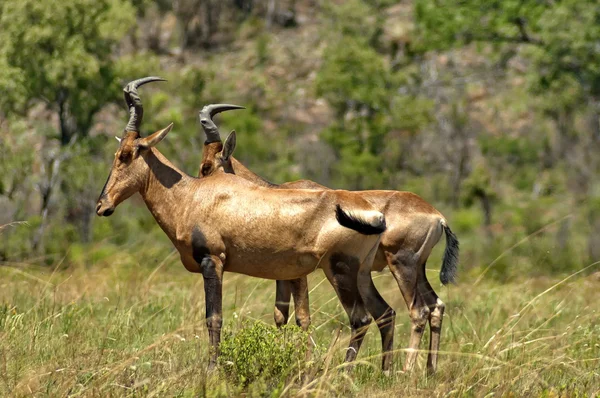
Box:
[0,0,599,281]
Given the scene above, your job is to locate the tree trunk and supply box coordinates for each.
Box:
[201,0,220,49]
[32,155,62,253]
[57,90,78,146]
[266,0,277,29]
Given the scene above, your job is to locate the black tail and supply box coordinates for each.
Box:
[335,204,386,235]
[440,224,459,285]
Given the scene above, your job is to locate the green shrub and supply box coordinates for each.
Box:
[517,197,556,235]
[218,321,310,388]
[452,207,483,234]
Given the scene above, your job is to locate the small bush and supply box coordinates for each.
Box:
[452,207,483,234]
[218,321,310,388]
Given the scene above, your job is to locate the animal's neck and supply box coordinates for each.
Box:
[231,157,276,188]
[139,148,193,238]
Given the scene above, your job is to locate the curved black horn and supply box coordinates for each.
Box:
[199,104,245,143]
[123,77,166,133]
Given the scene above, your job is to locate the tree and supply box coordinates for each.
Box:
[414,0,600,163]
[415,0,600,260]
[0,0,136,251]
[316,34,391,189]
[314,0,393,189]
[0,0,135,144]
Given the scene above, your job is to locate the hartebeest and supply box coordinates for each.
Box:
[196,105,459,374]
[96,78,397,371]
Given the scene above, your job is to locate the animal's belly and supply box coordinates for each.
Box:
[224,249,320,280]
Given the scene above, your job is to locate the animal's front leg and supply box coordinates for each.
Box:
[290,277,311,331]
[202,255,224,370]
[274,280,292,327]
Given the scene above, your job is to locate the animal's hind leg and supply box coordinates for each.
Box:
[274,280,292,327]
[323,259,372,365]
[421,276,445,375]
[357,241,396,372]
[386,250,429,372]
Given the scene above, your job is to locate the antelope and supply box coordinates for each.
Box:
[95,78,397,371]
[196,105,459,374]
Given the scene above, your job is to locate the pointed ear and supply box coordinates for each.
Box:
[222,130,236,160]
[138,123,174,149]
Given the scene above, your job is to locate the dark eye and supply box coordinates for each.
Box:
[119,152,130,162]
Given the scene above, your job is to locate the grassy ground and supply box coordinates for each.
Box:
[1,243,599,397]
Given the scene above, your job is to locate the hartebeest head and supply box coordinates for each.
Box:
[199,130,237,177]
[96,77,173,216]
[198,104,244,177]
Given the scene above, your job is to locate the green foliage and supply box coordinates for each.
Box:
[323,0,381,44]
[1,5,600,396]
[218,321,310,388]
[316,37,390,116]
[321,121,386,189]
[462,162,496,207]
[452,207,483,234]
[219,107,266,161]
[0,0,136,138]
[479,135,538,166]
[0,0,139,253]
[0,120,34,200]
[1,261,599,396]
[177,67,208,111]
[414,0,600,99]
[415,0,543,50]
[526,1,600,98]
[389,95,434,134]
[0,0,598,292]
[315,29,394,188]
[517,198,555,235]
[314,0,439,189]
[0,219,35,261]
[255,33,271,66]
[115,52,163,84]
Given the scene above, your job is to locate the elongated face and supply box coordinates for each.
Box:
[96,124,173,216]
[199,131,237,178]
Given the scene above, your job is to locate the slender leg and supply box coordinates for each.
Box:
[404,291,429,372]
[323,258,372,365]
[274,280,293,327]
[202,255,224,370]
[290,277,312,361]
[290,277,311,331]
[386,250,429,372]
[357,240,396,372]
[422,277,445,375]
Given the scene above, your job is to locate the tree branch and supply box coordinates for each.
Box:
[514,17,544,46]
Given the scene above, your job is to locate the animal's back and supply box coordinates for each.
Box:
[274,182,446,271]
[186,175,379,278]
[352,191,446,271]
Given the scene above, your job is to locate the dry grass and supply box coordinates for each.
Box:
[0,246,599,397]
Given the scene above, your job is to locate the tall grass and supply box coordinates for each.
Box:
[0,241,599,396]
